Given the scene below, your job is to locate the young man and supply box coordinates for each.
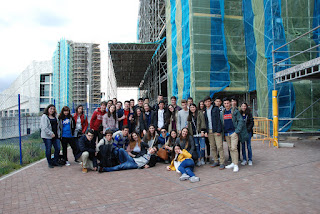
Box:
[154,100,166,132]
[130,99,136,111]
[75,129,97,173]
[90,101,107,143]
[203,96,224,169]
[99,146,158,172]
[118,100,133,132]
[135,98,144,111]
[221,97,247,173]
[187,97,194,107]
[112,98,117,105]
[230,96,241,162]
[140,103,156,135]
[214,97,224,112]
[177,99,189,134]
[107,100,113,111]
[96,130,114,152]
[112,126,130,149]
[170,96,182,111]
[96,130,117,168]
[153,94,164,111]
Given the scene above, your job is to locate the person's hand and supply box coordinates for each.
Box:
[168,147,173,151]
[166,166,171,171]
[95,152,98,156]
[93,167,97,171]
[217,133,221,136]
[201,132,205,137]
[121,115,125,120]
[143,130,147,135]
[144,165,149,169]
[205,133,208,138]
[51,133,55,138]
[129,115,133,120]
[157,128,161,132]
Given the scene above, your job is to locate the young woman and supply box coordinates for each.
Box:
[198,100,210,164]
[176,127,196,161]
[73,105,88,138]
[58,106,77,166]
[142,124,159,148]
[187,104,206,166]
[126,132,148,158]
[102,104,118,134]
[132,107,142,137]
[240,103,254,166]
[166,145,200,183]
[165,130,178,161]
[165,104,178,132]
[40,104,61,168]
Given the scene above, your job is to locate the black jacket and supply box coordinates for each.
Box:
[153,108,167,130]
[139,110,156,132]
[243,112,254,133]
[204,105,222,133]
[75,135,97,167]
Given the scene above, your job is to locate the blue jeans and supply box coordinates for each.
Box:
[178,158,195,177]
[194,137,206,159]
[241,132,252,161]
[43,138,60,165]
[102,148,138,172]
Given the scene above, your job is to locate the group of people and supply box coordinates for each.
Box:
[40,94,254,183]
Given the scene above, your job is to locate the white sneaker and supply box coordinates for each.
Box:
[241,160,247,166]
[233,165,239,172]
[189,176,200,183]
[225,163,234,169]
[196,161,202,167]
[201,159,205,165]
[179,173,190,181]
[248,160,253,166]
[65,161,70,166]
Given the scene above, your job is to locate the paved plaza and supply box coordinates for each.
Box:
[0,139,320,214]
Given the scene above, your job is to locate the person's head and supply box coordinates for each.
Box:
[170,130,177,139]
[112,98,117,105]
[231,96,238,108]
[170,96,177,106]
[158,94,164,102]
[76,105,84,115]
[168,104,175,113]
[130,132,140,142]
[159,100,165,110]
[174,144,182,154]
[144,97,149,104]
[100,101,107,112]
[204,96,212,108]
[109,104,116,113]
[107,100,113,109]
[144,103,150,112]
[138,98,144,106]
[122,126,129,136]
[214,97,222,107]
[130,99,135,107]
[180,127,189,138]
[148,124,156,134]
[86,129,95,141]
[189,103,197,114]
[124,100,130,110]
[160,128,167,138]
[240,102,251,115]
[116,101,122,110]
[181,99,187,110]
[187,97,193,106]
[59,106,71,119]
[105,130,113,141]
[148,146,158,155]
[44,104,56,116]
[198,100,204,111]
[223,97,231,110]
[135,107,142,117]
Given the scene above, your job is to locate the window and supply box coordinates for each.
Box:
[40,98,50,104]
[40,75,50,83]
[40,85,50,97]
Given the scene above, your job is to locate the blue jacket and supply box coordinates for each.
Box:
[204,105,222,133]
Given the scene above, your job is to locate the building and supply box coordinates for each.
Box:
[52,38,101,113]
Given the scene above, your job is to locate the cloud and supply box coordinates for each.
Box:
[34,11,69,27]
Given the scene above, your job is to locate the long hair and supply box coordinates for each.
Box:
[167,130,177,147]
[187,103,198,121]
[240,103,251,115]
[146,124,156,141]
[133,107,141,126]
[107,104,117,120]
[197,100,204,111]
[179,127,190,149]
[43,104,56,117]
[75,105,84,115]
[129,132,141,150]
[58,106,71,120]
[165,104,177,125]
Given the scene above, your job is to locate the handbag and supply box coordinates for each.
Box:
[157,146,168,160]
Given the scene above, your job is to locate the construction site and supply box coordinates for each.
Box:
[108,0,320,135]
[53,39,101,113]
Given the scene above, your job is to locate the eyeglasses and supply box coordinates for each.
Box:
[161,131,167,133]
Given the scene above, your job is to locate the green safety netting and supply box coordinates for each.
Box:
[165,0,320,131]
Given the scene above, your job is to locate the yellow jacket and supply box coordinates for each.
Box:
[169,149,192,171]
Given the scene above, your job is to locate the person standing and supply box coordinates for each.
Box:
[102,104,118,134]
[73,105,88,141]
[203,96,224,169]
[140,103,156,135]
[240,103,254,166]
[154,100,166,133]
[40,104,61,168]
[58,106,77,166]
[177,99,189,134]
[90,101,107,143]
[170,96,182,111]
[165,104,178,133]
[221,97,248,172]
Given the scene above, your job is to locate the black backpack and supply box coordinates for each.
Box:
[98,139,118,167]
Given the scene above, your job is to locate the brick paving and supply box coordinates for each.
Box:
[0,139,320,214]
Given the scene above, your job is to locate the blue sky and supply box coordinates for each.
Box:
[0,0,139,92]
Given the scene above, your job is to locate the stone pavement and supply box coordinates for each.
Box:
[1,139,320,214]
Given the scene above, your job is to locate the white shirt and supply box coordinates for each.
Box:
[157,109,165,129]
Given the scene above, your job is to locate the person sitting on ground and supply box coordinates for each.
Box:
[112,126,130,149]
[166,145,200,183]
[176,127,196,161]
[96,130,118,168]
[165,130,178,161]
[142,124,159,148]
[75,129,97,173]
[157,128,170,163]
[99,146,158,172]
[126,132,149,158]
[96,130,114,151]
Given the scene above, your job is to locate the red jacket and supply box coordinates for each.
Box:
[73,113,88,134]
[90,108,106,131]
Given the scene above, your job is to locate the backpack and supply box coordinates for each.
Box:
[98,139,118,167]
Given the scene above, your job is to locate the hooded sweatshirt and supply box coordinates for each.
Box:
[90,107,107,131]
